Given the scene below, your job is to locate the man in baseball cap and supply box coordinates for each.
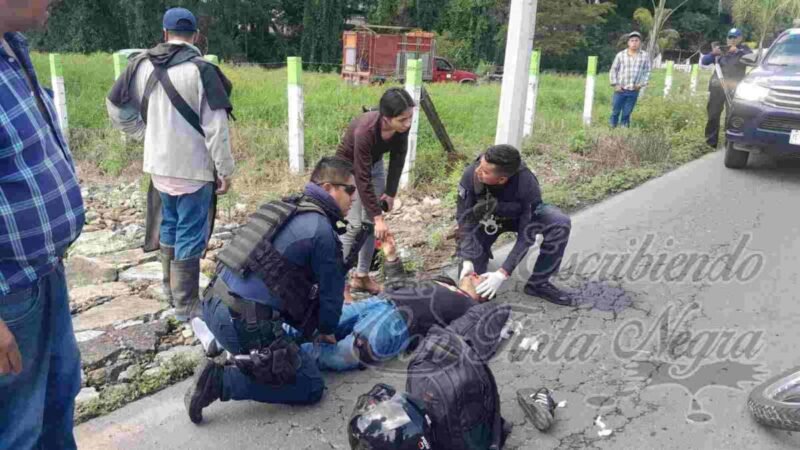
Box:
[608,30,652,127]
[163,7,198,33]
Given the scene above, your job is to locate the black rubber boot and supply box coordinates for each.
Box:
[171,257,200,322]
[160,245,175,306]
[524,281,575,307]
[184,358,223,424]
[517,387,557,431]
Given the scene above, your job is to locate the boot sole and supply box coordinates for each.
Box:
[185,359,217,424]
[523,288,573,307]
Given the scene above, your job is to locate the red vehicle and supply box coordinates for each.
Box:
[341,26,478,85]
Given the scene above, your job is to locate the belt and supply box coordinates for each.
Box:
[204,277,282,328]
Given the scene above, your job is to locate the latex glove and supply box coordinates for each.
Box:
[459,261,475,280]
[476,270,509,299]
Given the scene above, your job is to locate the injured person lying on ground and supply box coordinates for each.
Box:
[287,233,491,372]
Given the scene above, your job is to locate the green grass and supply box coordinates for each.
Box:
[30,52,713,211]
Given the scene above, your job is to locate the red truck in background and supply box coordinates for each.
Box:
[341,26,478,85]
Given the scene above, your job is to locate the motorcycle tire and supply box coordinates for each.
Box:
[748,366,800,431]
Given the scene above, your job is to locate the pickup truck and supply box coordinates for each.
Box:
[725,29,800,168]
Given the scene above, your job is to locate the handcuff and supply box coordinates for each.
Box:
[480,215,499,236]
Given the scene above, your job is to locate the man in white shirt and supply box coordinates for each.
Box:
[107,7,235,322]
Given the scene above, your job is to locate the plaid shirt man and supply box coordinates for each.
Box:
[0,32,84,295]
[609,49,652,90]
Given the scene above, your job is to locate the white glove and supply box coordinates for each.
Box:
[476,271,509,299]
[459,261,475,280]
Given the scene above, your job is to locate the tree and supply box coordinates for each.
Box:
[639,0,693,63]
[633,7,680,55]
[732,0,800,58]
[535,0,615,56]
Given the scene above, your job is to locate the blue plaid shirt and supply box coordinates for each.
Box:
[0,33,84,295]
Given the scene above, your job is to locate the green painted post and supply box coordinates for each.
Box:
[690,63,700,95]
[287,57,304,174]
[113,52,129,81]
[204,55,220,65]
[664,60,674,97]
[583,56,598,126]
[524,50,541,137]
[401,59,423,189]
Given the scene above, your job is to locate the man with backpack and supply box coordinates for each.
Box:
[106,7,235,323]
[457,145,574,306]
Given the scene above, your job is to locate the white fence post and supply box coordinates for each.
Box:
[690,63,699,96]
[113,52,128,81]
[495,0,537,149]
[664,60,674,97]
[287,57,305,175]
[523,50,541,138]
[205,55,220,65]
[582,56,598,126]
[400,59,423,190]
[49,54,68,145]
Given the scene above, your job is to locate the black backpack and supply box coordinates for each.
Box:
[406,302,512,450]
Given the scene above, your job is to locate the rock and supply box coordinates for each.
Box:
[114,320,144,330]
[116,224,144,240]
[142,367,164,378]
[70,282,131,313]
[145,283,170,303]
[103,383,132,399]
[79,333,122,370]
[85,211,99,224]
[235,203,248,213]
[82,225,101,233]
[74,330,105,343]
[207,239,224,250]
[75,387,100,406]
[118,364,142,383]
[70,230,139,257]
[72,295,166,332]
[111,320,168,354]
[181,328,194,339]
[96,248,158,271]
[212,231,233,241]
[155,345,202,367]
[106,361,132,383]
[200,258,216,275]
[87,368,107,386]
[65,255,118,288]
[118,262,163,283]
[422,197,442,207]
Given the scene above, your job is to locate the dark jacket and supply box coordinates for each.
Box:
[456,157,543,274]
[336,111,408,219]
[701,44,753,85]
[220,183,346,335]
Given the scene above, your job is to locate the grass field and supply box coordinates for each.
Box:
[30,52,714,210]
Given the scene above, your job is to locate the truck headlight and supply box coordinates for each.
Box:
[734,82,769,102]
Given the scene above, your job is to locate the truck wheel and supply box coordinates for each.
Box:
[724,141,749,169]
[460,79,476,86]
[748,366,800,431]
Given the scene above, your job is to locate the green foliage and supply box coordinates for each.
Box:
[535,0,615,56]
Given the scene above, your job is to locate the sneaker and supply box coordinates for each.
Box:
[524,282,574,306]
[184,358,223,424]
[517,387,556,432]
[351,274,382,295]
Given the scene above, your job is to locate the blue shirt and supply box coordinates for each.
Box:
[0,33,84,295]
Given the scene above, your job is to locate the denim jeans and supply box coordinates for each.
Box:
[341,160,386,274]
[158,182,213,260]
[0,263,81,450]
[609,89,640,128]
[291,298,410,372]
[202,296,325,405]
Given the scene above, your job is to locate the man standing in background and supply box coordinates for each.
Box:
[0,0,86,448]
[609,31,651,128]
[107,7,235,323]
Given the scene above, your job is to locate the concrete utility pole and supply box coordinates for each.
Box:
[287,57,305,174]
[495,0,537,149]
[49,54,68,146]
[582,56,598,126]
[401,59,423,189]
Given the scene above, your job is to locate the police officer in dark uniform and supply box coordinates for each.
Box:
[456,145,574,306]
[702,28,752,148]
[183,157,356,423]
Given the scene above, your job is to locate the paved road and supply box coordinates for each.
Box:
[77,150,800,449]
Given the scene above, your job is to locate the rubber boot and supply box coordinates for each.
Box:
[171,257,201,323]
[160,245,175,306]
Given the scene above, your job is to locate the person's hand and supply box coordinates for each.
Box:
[633,84,642,91]
[373,215,389,240]
[316,334,337,345]
[0,320,22,376]
[382,233,398,261]
[614,85,624,93]
[459,261,475,280]
[729,44,738,54]
[216,176,232,195]
[712,45,722,56]
[380,194,395,212]
[476,270,509,299]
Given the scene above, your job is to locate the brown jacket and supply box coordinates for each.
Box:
[336,111,408,218]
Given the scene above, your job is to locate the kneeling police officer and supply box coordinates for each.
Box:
[184,157,356,423]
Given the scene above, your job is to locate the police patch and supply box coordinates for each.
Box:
[458,184,466,199]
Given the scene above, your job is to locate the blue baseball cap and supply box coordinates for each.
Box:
[728,28,743,38]
[163,7,197,32]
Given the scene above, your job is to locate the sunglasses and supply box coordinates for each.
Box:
[321,182,357,196]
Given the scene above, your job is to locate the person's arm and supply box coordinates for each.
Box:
[639,55,652,87]
[352,131,382,219]
[609,53,621,86]
[200,94,235,180]
[105,92,145,142]
[311,226,345,336]
[384,134,409,200]
[701,53,716,66]
[501,173,543,275]
[456,168,481,261]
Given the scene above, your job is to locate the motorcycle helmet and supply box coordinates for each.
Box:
[348,383,434,450]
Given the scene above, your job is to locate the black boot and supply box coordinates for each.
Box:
[517,387,557,431]
[524,281,574,306]
[171,257,200,322]
[184,358,223,424]
[160,245,175,306]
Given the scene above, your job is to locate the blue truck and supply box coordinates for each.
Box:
[725,29,800,168]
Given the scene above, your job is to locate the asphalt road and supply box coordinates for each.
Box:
[76,150,800,449]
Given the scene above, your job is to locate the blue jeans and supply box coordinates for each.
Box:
[158,183,213,260]
[610,89,640,128]
[0,263,81,450]
[202,296,325,405]
[291,298,410,372]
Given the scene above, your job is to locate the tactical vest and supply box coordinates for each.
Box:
[217,195,339,337]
